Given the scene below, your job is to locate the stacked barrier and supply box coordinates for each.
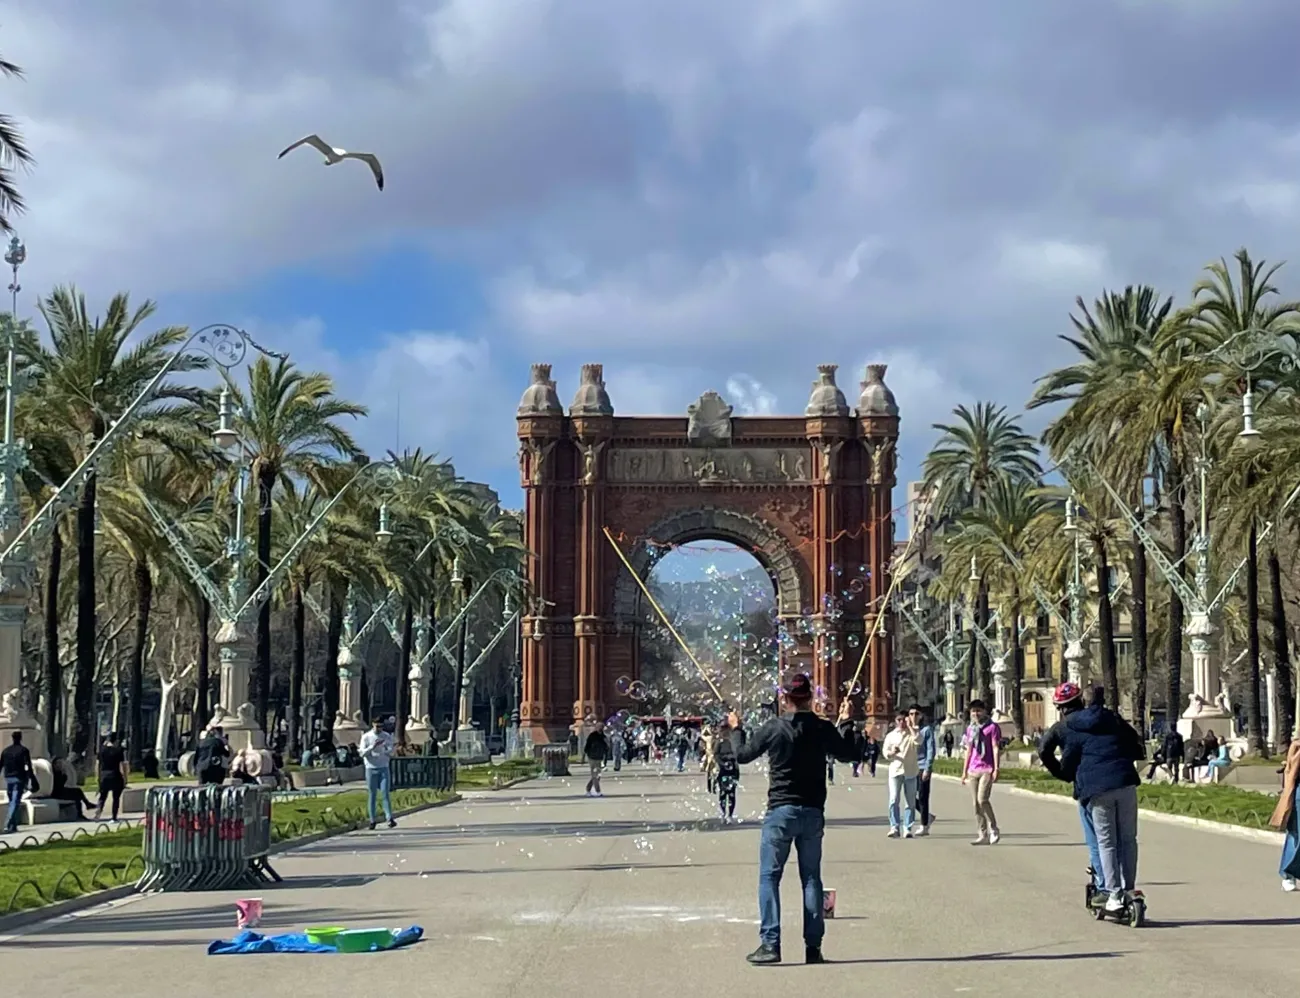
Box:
[541,746,569,777]
[138,785,282,893]
[389,756,458,792]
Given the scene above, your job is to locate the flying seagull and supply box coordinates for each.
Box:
[277,134,384,191]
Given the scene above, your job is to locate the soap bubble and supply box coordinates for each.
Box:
[615,675,632,696]
[848,578,865,595]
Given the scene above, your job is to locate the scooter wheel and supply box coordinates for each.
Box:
[1093,905,1107,921]
[1128,900,1145,928]
[1084,884,1096,910]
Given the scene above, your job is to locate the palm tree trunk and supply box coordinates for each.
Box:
[1164,444,1187,725]
[70,472,98,761]
[127,558,152,769]
[1131,531,1149,737]
[322,577,344,742]
[396,601,414,743]
[1093,537,1119,715]
[1245,516,1264,753]
[42,524,63,742]
[289,582,306,759]
[1268,545,1295,741]
[1011,588,1025,736]
[254,464,276,731]
[194,593,211,740]
[975,584,991,703]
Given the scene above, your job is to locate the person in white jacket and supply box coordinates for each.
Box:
[882,711,919,839]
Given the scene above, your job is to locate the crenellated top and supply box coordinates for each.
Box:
[569,363,614,417]
[805,363,850,418]
[517,363,563,417]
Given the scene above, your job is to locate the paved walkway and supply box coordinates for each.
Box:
[3,767,1298,998]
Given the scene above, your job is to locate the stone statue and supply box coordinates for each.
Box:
[580,441,605,485]
[794,453,808,480]
[741,453,756,479]
[1215,684,1233,717]
[236,702,257,727]
[816,441,841,483]
[868,439,895,485]
[1187,692,1208,716]
[687,391,733,444]
[0,688,20,722]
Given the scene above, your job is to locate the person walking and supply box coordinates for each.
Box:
[1271,738,1300,892]
[584,723,609,797]
[942,728,955,758]
[727,673,860,966]
[2,731,36,833]
[701,725,718,792]
[961,700,1001,845]
[359,716,396,830]
[674,727,690,773]
[715,723,741,822]
[93,732,128,822]
[912,705,937,835]
[863,733,879,777]
[882,711,919,838]
[196,726,229,786]
[611,725,625,772]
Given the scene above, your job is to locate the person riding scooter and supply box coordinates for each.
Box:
[1040,681,1145,913]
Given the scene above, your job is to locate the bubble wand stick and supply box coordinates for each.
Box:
[603,526,728,705]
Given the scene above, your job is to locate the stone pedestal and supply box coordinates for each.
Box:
[990,658,1011,722]
[332,658,364,747]
[942,670,958,723]
[1177,612,1228,744]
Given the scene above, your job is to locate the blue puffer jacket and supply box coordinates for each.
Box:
[1058,705,1145,806]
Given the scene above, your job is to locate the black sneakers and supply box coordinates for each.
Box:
[746,944,781,965]
[805,946,825,964]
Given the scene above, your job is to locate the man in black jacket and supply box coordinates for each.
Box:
[1159,727,1184,784]
[728,673,859,967]
[2,732,36,833]
[583,723,609,797]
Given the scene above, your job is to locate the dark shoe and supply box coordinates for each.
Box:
[805,946,825,964]
[368,821,376,831]
[387,819,396,829]
[746,944,781,965]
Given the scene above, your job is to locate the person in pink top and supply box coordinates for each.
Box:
[960,699,1002,845]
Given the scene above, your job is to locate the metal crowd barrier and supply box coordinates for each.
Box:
[138,785,282,893]
[541,746,569,777]
[389,755,457,792]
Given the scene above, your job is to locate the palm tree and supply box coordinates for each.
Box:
[923,403,1041,701]
[23,288,207,760]
[223,356,365,730]
[1179,249,1300,753]
[946,476,1053,734]
[0,53,33,232]
[1029,286,1173,732]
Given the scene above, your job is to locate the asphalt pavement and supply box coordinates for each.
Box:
[3,764,1297,998]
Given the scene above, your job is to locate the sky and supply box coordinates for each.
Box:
[7,0,1300,582]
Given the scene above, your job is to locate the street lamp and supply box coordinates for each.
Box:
[375,503,393,544]
[213,388,240,451]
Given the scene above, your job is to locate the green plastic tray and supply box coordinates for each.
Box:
[335,928,396,953]
[305,926,346,946]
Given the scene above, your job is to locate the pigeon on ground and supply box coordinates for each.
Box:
[277,134,384,190]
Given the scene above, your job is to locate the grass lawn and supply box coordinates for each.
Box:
[455,759,541,790]
[932,757,1281,830]
[0,787,456,917]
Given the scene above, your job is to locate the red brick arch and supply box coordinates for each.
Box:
[516,362,900,743]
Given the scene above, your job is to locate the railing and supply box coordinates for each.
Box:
[137,785,282,893]
[388,756,458,792]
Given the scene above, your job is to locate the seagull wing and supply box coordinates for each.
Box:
[343,152,384,191]
[277,134,336,161]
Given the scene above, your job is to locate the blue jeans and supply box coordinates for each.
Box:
[758,805,825,950]
[1088,785,1139,897]
[4,776,24,831]
[1078,802,1103,887]
[365,766,392,823]
[888,773,917,831]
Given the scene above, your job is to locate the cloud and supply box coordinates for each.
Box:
[725,375,778,416]
[10,0,1300,506]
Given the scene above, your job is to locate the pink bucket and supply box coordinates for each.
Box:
[235,898,263,929]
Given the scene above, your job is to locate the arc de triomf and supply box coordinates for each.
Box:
[515,361,900,744]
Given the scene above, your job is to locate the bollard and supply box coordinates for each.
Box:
[541,746,569,777]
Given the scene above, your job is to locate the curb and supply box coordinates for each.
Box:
[0,792,464,938]
[933,774,1284,845]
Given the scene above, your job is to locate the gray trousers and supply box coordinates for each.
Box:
[1087,785,1139,896]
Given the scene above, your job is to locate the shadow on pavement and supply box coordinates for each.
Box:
[1143,915,1300,929]
[776,949,1126,967]
[29,903,414,938]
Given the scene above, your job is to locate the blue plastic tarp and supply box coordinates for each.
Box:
[208,925,424,955]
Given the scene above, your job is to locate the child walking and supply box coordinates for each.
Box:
[715,726,741,822]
